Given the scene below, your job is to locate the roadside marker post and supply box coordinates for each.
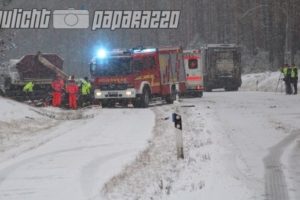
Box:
[172,112,184,159]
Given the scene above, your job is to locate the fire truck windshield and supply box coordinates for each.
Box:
[91,57,132,76]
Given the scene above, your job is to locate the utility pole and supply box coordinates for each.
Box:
[284,1,291,64]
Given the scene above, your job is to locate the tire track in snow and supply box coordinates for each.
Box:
[287,136,300,200]
[0,144,110,186]
[264,130,300,200]
[79,149,138,200]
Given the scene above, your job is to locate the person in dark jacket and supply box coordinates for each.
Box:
[281,64,292,94]
[291,63,298,94]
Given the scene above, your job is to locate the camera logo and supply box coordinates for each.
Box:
[53,9,89,29]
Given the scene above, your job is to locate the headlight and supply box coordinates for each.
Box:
[126,90,132,96]
[95,91,102,96]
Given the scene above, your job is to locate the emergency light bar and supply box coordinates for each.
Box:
[96,48,132,59]
[132,47,157,53]
[110,49,131,55]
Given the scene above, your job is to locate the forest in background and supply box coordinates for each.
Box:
[0,0,300,75]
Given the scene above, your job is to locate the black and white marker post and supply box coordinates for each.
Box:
[172,88,184,159]
[172,111,184,159]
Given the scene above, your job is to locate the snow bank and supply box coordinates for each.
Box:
[0,97,41,122]
[241,71,299,93]
[0,107,155,200]
[0,97,59,161]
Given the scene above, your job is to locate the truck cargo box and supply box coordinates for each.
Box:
[16,54,64,82]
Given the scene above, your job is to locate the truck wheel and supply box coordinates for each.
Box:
[197,91,203,98]
[166,86,176,104]
[165,96,174,104]
[225,87,239,91]
[205,87,212,92]
[133,99,140,108]
[141,88,150,108]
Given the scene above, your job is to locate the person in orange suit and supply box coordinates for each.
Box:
[66,75,79,109]
[51,75,64,107]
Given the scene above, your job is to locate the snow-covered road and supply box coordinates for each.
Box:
[167,92,300,200]
[208,92,300,200]
[0,102,155,200]
[0,90,299,200]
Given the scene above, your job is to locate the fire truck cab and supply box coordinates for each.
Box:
[90,47,186,108]
[183,49,204,97]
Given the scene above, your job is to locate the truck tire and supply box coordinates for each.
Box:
[165,96,174,104]
[197,91,203,98]
[141,88,150,108]
[133,99,141,108]
[205,87,212,92]
[166,86,176,104]
[225,87,239,91]
[134,88,150,108]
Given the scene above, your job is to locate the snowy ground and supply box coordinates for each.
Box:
[101,92,300,200]
[0,72,300,200]
[0,98,155,200]
[241,71,299,93]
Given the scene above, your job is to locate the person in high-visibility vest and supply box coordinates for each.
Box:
[280,64,292,94]
[66,75,79,109]
[291,63,298,95]
[51,75,64,107]
[80,77,92,107]
[23,81,34,101]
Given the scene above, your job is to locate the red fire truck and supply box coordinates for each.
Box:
[90,47,186,108]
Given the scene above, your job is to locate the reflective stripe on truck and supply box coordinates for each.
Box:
[186,76,202,81]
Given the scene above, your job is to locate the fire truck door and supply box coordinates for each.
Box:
[159,54,169,85]
[169,53,178,83]
[144,56,161,89]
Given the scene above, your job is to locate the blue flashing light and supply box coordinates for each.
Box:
[97,49,107,59]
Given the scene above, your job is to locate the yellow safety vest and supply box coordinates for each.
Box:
[291,67,298,78]
[281,67,288,76]
[81,80,91,95]
[23,82,34,92]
